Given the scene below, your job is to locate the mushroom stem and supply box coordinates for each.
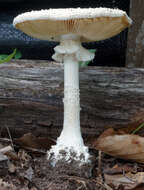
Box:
[60,54,83,147]
[48,35,94,164]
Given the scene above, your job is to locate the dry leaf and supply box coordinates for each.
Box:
[104,164,136,175]
[85,128,117,148]
[93,129,144,163]
[105,173,135,189]
[5,151,19,161]
[14,133,55,150]
[105,172,144,190]
[0,146,13,154]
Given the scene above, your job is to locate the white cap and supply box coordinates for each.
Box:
[13,8,132,42]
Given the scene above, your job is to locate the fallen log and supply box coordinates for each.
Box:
[0,60,144,138]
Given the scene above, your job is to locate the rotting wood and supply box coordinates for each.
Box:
[126,0,144,67]
[0,60,144,138]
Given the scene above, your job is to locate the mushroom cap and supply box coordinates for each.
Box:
[13,8,132,42]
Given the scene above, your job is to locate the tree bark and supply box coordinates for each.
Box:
[126,0,144,67]
[0,60,144,138]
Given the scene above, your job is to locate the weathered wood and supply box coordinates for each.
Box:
[126,0,144,67]
[0,60,144,138]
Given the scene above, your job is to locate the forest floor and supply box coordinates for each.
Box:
[0,131,144,190]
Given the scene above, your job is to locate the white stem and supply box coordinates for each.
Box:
[58,54,84,147]
[48,34,94,164]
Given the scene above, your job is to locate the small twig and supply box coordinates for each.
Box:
[103,183,113,190]
[0,137,12,143]
[0,145,13,153]
[5,125,14,149]
[98,150,102,176]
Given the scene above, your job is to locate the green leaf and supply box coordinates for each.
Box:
[0,49,17,64]
[79,61,90,67]
[89,49,96,53]
[79,49,96,68]
[0,54,9,60]
[14,49,22,59]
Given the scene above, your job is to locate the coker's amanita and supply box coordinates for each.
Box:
[13,8,132,165]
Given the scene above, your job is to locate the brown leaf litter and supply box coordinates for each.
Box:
[93,128,144,163]
[1,129,144,189]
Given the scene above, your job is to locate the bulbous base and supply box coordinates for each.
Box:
[47,147,94,178]
[47,143,90,166]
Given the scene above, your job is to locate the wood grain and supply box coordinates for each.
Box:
[0,60,144,138]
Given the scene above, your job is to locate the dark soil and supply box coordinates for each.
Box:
[33,156,99,190]
[1,153,103,190]
[1,134,144,190]
[1,148,144,190]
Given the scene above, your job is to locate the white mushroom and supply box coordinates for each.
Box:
[13,8,132,165]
